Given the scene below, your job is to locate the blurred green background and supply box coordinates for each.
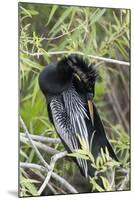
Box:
[19,2,130,197]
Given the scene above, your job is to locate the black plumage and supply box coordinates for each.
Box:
[39,54,118,177]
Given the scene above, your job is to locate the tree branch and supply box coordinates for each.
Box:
[21,50,130,66]
[20,117,76,194]
[38,151,68,195]
[47,183,58,194]
[20,162,78,194]
[20,117,51,170]
[20,132,61,144]
[48,51,130,66]
[20,135,60,155]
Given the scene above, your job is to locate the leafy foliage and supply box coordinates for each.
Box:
[19,2,130,197]
[68,135,128,192]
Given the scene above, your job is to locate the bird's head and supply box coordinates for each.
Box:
[39,55,98,125]
[39,55,97,97]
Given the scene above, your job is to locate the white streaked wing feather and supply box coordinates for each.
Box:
[50,86,89,177]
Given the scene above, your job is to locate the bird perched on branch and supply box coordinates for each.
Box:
[39,54,118,178]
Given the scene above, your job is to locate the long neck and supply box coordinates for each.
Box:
[39,63,73,95]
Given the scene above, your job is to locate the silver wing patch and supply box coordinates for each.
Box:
[50,86,89,177]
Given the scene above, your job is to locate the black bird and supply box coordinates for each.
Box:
[39,54,118,178]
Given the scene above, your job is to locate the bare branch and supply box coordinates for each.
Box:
[49,51,130,66]
[47,183,58,195]
[38,151,68,195]
[20,117,51,170]
[20,136,60,155]
[20,132,61,144]
[24,165,59,194]
[20,162,78,194]
[21,50,130,66]
[20,117,75,194]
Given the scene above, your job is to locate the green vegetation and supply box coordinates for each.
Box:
[19,2,130,197]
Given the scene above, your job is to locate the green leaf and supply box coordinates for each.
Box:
[100,148,106,163]
[113,12,120,27]
[96,156,103,169]
[74,149,87,155]
[91,163,97,169]
[20,175,39,196]
[88,151,95,163]
[20,6,32,17]
[49,7,73,36]
[20,7,39,16]
[26,10,39,16]
[20,150,28,159]
[68,9,76,29]
[32,76,39,106]
[21,58,42,71]
[67,153,89,160]
[105,147,110,161]
[95,81,107,97]
[46,5,58,26]
[100,176,112,191]
[21,178,40,184]
[105,160,119,168]
[90,177,105,192]
[90,8,106,26]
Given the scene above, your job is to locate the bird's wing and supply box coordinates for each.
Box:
[49,88,91,177]
[72,74,118,161]
[91,103,118,161]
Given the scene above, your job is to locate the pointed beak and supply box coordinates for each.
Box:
[88,99,94,126]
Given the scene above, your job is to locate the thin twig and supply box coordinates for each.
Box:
[20,117,51,170]
[21,50,130,66]
[20,162,78,194]
[38,151,68,195]
[50,182,67,194]
[20,22,86,41]
[20,132,61,144]
[20,136,59,154]
[48,51,130,66]
[26,166,59,194]
[47,183,58,194]
[20,117,76,194]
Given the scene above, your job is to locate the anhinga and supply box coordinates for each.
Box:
[39,54,118,178]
